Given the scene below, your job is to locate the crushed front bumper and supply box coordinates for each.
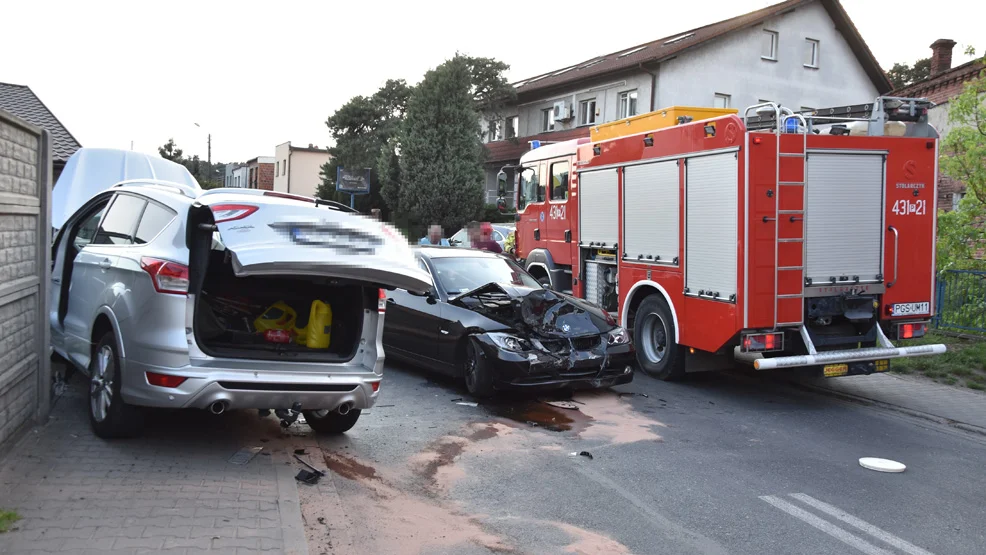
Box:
[474,335,635,390]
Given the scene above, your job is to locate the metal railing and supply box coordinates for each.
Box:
[934,270,986,334]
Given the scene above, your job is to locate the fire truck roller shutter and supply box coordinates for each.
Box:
[623,160,679,264]
[685,152,739,301]
[578,168,619,248]
[805,153,884,286]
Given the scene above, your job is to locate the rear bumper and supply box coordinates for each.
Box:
[752,343,946,371]
[121,358,380,412]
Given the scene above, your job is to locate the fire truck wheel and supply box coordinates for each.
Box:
[633,295,686,381]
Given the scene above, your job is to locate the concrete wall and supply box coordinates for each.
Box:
[0,109,52,450]
[658,2,878,111]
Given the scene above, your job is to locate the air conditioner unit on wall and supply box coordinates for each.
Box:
[553,101,572,121]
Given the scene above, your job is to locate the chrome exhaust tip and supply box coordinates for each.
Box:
[337,402,352,416]
[209,400,228,415]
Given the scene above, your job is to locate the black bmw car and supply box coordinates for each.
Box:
[382,247,634,397]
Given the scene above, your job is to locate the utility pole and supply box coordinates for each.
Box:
[207,133,211,166]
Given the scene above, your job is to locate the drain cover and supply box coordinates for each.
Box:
[859,457,906,473]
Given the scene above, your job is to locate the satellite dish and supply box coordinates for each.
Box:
[859,457,906,473]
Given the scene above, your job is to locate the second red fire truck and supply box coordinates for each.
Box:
[497,98,946,380]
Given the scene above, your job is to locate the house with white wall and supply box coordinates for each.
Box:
[483,0,893,202]
[273,141,332,198]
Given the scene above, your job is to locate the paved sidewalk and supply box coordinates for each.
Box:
[794,372,986,433]
[0,375,308,555]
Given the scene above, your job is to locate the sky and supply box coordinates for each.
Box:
[1,0,980,164]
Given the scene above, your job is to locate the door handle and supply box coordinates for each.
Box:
[386,298,396,304]
[99,258,112,269]
[440,329,449,335]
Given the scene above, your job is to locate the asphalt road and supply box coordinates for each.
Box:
[301,362,986,555]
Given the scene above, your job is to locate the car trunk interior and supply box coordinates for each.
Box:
[193,246,368,362]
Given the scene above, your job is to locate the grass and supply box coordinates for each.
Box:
[0,510,20,533]
[892,332,986,391]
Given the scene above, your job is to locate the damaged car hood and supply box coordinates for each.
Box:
[450,283,614,337]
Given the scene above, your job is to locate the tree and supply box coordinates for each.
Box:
[886,58,931,90]
[158,138,183,161]
[316,79,412,216]
[392,55,488,234]
[937,57,986,271]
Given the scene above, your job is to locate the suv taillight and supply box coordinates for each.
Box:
[140,257,189,295]
[378,289,387,313]
[210,204,259,223]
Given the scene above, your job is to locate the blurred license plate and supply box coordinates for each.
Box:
[823,364,848,377]
[892,302,929,316]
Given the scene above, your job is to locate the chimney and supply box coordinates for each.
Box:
[930,39,957,76]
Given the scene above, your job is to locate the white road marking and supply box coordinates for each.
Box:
[789,493,936,555]
[759,495,894,555]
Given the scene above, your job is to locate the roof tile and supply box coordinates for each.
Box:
[0,82,82,162]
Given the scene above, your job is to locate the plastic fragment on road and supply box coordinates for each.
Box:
[456,402,479,407]
[859,457,906,473]
[570,451,594,460]
[228,446,263,465]
[542,400,580,410]
[295,469,321,485]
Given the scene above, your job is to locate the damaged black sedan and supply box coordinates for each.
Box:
[382,247,634,397]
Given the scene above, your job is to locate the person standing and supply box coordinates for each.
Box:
[419,224,450,246]
[473,222,503,253]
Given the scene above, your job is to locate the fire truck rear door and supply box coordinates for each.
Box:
[805,152,885,288]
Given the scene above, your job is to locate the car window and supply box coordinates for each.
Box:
[431,256,541,295]
[416,257,430,273]
[92,194,146,246]
[73,207,105,250]
[550,161,569,201]
[450,228,468,247]
[134,202,177,245]
[493,230,504,242]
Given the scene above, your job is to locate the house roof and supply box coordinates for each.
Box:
[485,127,591,164]
[511,0,891,96]
[891,58,984,105]
[0,82,82,163]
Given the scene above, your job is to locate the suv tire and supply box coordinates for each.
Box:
[303,409,361,434]
[89,332,144,438]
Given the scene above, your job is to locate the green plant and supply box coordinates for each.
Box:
[0,510,20,533]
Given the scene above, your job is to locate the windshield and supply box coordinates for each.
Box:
[431,256,541,295]
[517,165,540,210]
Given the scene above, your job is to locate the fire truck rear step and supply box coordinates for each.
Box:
[750,324,946,371]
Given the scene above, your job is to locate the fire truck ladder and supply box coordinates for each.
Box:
[743,103,808,328]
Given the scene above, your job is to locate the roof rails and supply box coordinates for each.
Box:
[113,179,200,199]
[743,96,937,137]
[196,187,359,213]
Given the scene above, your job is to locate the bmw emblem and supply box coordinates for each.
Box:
[562,324,570,333]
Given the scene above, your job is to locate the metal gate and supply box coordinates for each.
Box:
[935,270,986,334]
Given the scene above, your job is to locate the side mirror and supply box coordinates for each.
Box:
[496,170,509,214]
[496,197,507,212]
[426,291,438,305]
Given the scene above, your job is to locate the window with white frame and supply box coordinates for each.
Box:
[488,119,503,142]
[762,29,778,60]
[541,108,555,132]
[619,90,638,119]
[276,161,279,177]
[804,38,819,68]
[713,93,731,109]
[507,116,519,138]
[579,99,597,126]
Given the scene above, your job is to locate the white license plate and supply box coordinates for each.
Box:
[892,302,930,316]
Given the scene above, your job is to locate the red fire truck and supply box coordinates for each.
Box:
[496,98,946,380]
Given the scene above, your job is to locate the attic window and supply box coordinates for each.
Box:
[617,45,648,58]
[580,58,606,69]
[663,33,695,45]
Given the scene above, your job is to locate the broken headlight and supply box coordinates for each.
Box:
[487,332,532,352]
[606,327,630,346]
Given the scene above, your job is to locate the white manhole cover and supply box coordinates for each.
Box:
[859,457,906,473]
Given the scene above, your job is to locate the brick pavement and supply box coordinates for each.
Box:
[0,374,308,555]
[795,371,986,432]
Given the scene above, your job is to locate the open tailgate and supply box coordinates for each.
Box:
[190,193,432,293]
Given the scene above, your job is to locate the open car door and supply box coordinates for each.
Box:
[186,192,433,294]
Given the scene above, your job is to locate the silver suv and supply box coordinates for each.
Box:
[50,154,431,439]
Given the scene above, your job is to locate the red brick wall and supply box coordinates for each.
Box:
[257,163,274,191]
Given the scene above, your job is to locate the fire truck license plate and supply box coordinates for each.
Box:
[892,302,930,316]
